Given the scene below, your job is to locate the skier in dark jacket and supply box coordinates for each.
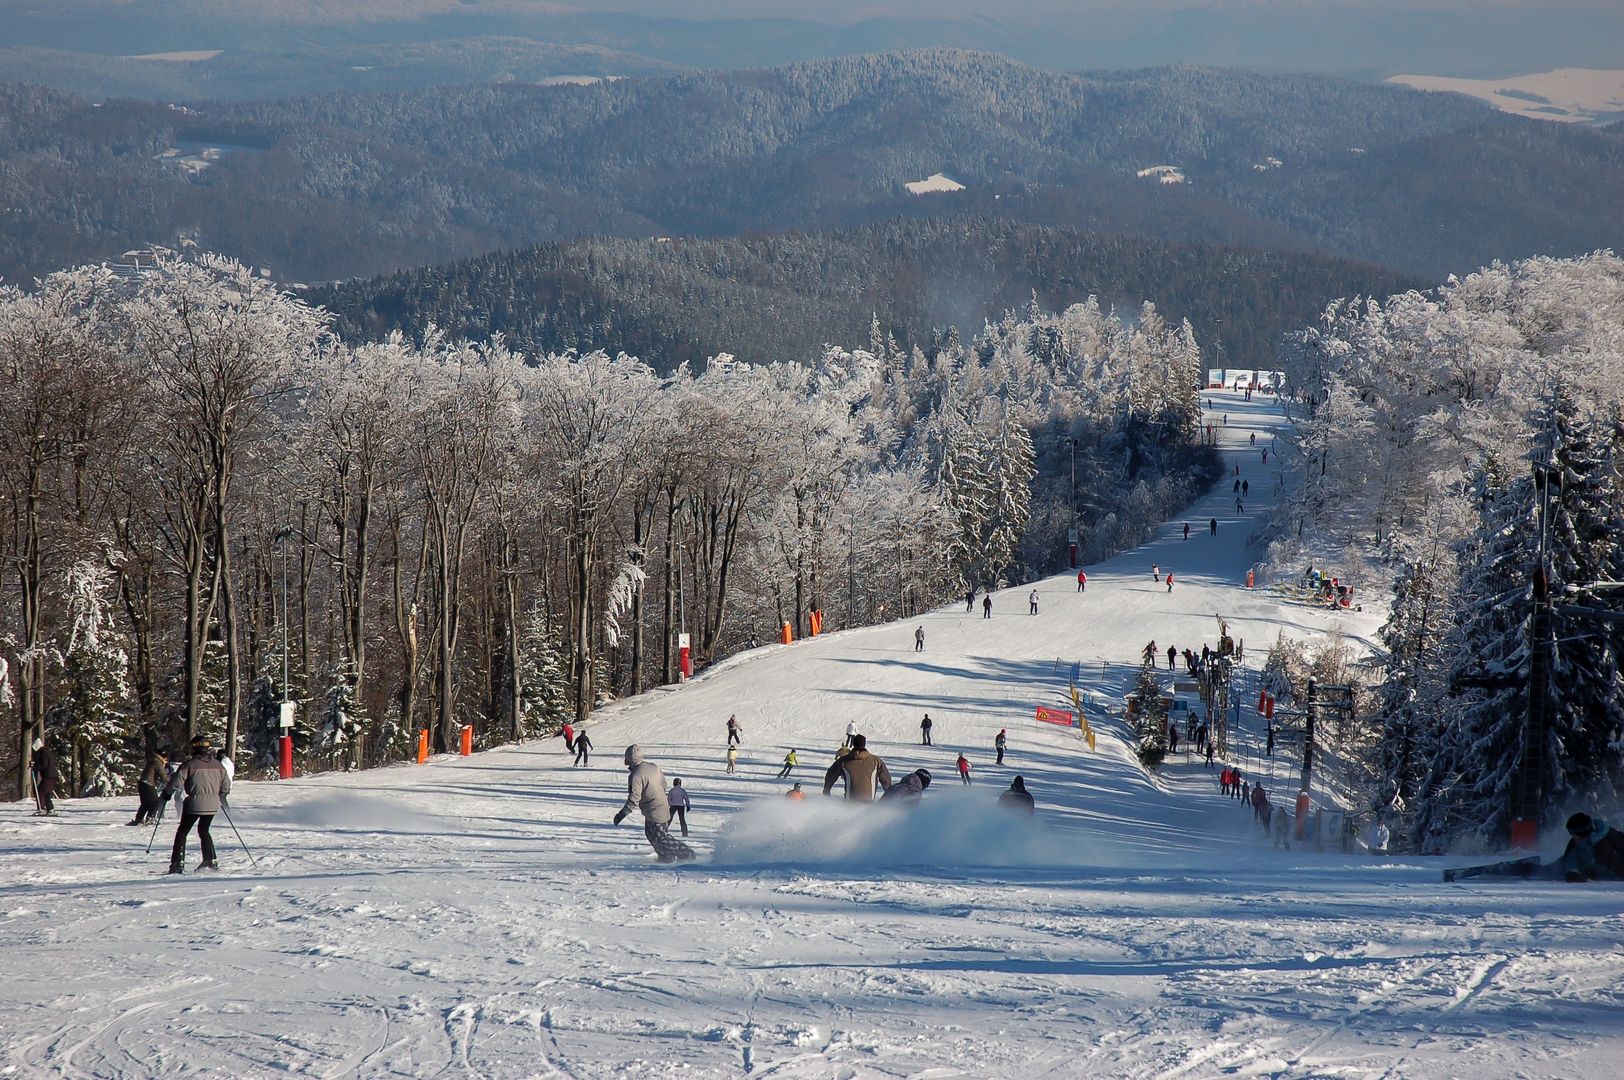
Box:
[164,734,231,873]
[1562,813,1624,881]
[127,748,168,825]
[994,728,1007,765]
[880,768,931,806]
[920,714,933,745]
[574,731,593,767]
[998,775,1035,815]
[30,736,59,815]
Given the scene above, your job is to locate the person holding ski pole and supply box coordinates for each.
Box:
[994,728,1007,765]
[574,730,593,767]
[127,746,167,826]
[30,735,59,816]
[777,749,798,778]
[956,753,972,785]
[163,734,230,874]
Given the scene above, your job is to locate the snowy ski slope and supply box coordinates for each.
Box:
[3,389,1621,1079]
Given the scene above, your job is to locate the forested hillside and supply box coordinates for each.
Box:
[313,219,1422,369]
[2,53,1620,283]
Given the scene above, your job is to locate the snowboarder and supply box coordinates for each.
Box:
[1166,571,1174,593]
[163,734,230,874]
[1166,644,1177,670]
[1210,518,1218,536]
[914,625,924,652]
[982,595,992,619]
[1028,589,1039,615]
[1561,812,1624,881]
[822,735,892,801]
[920,714,933,745]
[562,721,575,754]
[998,776,1035,816]
[127,747,167,826]
[994,728,1007,765]
[956,753,972,785]
[574,730,593,767]
[1183,522,1190,541]
[727,714,742,746]
[880,768,932,806]
[1077,570,1087,592]
[30,736,58,816]
[726,745,738,775]
[777,749,798,778]
[612,745,694,863]
[667,778,691,836]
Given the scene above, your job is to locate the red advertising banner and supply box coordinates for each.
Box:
[1035,706,1075,726]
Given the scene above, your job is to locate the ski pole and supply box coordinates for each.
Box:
[218,802,260,869]
[145,813,164,855]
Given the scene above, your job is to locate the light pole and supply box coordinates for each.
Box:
[1067,437,1078,568]
[272,527,296,779]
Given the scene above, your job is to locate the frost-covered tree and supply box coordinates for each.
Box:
[51,561,134,796]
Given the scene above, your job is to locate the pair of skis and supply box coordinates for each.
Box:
[1442,855,1541,882]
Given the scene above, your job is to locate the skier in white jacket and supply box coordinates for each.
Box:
[612,745,694,863]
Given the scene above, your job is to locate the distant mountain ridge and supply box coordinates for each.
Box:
[1,52,1618,284]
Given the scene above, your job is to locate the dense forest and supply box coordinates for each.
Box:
[311,219,1423,370]
[1266,252,1624,850]
[1,53,1620,284]
[0,252,1215,800]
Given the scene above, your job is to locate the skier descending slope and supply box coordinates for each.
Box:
[880,768,931,806]
[612,745,694,863]
[823,734,891,801]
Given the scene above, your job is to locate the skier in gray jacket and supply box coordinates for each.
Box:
[163,734,231,874]
[612,745,694,863]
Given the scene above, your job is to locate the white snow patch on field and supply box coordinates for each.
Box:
[3,390,1622,1078]
[1388,67,1624,124]
[905,172,966,194]
[125,50,224,62]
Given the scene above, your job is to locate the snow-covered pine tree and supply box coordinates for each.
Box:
[1415,465,1535,851]
[313,660,364,770]
[517,600,570,738]
[1538,394,1624,812]
[54,561,134,796]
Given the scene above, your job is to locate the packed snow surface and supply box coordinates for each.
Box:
[5,390,1622,1078]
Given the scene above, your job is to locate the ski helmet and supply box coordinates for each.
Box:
[191,733,211,752]
[1567,812,1594,836]
[916,769,931,788]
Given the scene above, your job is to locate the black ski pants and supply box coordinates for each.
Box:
[996,746,1005,765]
[171,811,217,867]
[134,781,162,824]
[670,806,688,836]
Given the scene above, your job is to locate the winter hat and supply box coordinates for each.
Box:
[1011,776,1026,791]
[850,734,866,751]
[1567,812,1594,836]
[916,769,932,788]
[624,744,644,767]
[672,778,683,786]
[190,734,211,752]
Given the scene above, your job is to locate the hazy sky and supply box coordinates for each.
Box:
[550,0,1597,18]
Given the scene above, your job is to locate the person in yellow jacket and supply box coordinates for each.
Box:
[776,749,798,778]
